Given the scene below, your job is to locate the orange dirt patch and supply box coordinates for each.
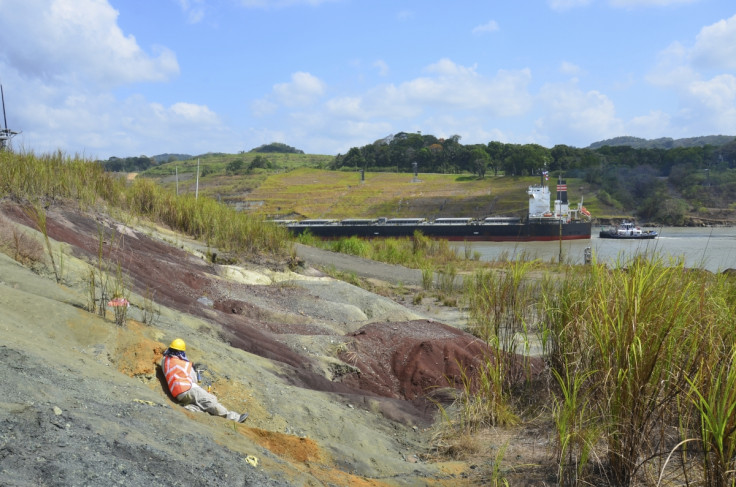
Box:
[242,427,324,464]
[309,467,396,487]
[114,321,165,377]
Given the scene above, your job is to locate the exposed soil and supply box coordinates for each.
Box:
[0,200,552,485]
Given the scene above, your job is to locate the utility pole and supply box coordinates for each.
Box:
[558,173,563,264]
[195,158,200,199]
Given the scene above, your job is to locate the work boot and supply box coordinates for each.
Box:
[238,413,249,423]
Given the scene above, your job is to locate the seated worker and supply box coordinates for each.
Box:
[161,338,248,423]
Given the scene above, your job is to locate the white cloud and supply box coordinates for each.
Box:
[536,82,623,144]
[626,110,672,138]
[686,75,736,127]
[323,60,532,121]
[547,0,592,11]
[272,72,326,107]
[647,41,696,87]
[0,0,179,86]
[645,15,736,135]
[691,14,736,70]
[177,0,206,23]
[373,60,390,77]
[326,96,365,118]
[0,0,218,157]
[560,61,584,77]
[250,98,279,117]
[169,103,220,124]
[256,59,535,154]
[425,58,478,77]
[7,79,228,157]
[472,20,499,35]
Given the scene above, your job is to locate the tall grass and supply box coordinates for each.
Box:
[320,230,466,270]
[24,203,61,283]
[0,149,122,206]
[435,260,540,456]
[686,347,736,487]
[432,253,736,485]
[552,367,599,486]
[127,178,289,257]
[454,355,520,432]
[0,150,289,258]
[330,236,372,258]
[464,259,540,358]
[542,256,736,485]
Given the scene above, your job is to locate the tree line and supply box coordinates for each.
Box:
[330,132,736,224]
[331,132,736,177]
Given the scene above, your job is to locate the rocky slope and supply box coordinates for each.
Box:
[0,200,514,486]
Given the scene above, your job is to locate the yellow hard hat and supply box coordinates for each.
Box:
[169,338,186,351]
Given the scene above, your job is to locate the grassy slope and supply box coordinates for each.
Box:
[141,153,624,221]
[216,168,600,220]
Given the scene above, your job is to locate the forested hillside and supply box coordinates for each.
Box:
[105,135,736,225]
[331,132,736,224]
[588,135,735,150]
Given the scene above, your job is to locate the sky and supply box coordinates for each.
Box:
[0,0,735,160]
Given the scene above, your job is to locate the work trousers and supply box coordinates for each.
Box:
[176,384,241,421]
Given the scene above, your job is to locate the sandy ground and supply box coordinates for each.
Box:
[0,200,548,486]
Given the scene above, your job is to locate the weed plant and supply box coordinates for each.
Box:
[436,263,457,294]
[421,265,434,290]
[542,255,736,486]
[320,231,466,271]
[330,236,372,258]
[0,214,44,265]
[24,203,61,283]
[464,260,540,359]
[141,287,160,326]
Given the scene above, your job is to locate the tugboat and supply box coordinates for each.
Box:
[599,221,657,239]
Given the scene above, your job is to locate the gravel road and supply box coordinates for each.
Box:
[294,243,425,286]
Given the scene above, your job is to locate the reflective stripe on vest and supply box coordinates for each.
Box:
[163,355,193,397]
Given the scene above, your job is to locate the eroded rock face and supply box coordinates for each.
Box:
[3,204,494,417]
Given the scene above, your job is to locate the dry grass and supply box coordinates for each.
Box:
[0,213,44,266]
[243,168,545,219]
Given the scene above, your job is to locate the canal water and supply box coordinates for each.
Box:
[451,226,736,273]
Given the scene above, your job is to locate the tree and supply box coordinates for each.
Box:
[249,142,304,154]
[470,146,490,179]
[502,144,549,176]
[486,141,506,176]
[226,159,245,174]
[348,147,366,169]
[248,155,272,171]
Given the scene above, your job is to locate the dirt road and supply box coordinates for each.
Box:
[294,243,425,286]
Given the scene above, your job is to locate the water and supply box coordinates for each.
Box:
[451,226,736,273]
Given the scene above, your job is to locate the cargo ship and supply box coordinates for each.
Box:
[282,176,592,242]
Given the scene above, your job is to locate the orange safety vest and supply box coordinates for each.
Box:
[163,355,194,397]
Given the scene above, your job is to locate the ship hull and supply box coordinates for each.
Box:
[287,221,592,242]
[599,233,657,240]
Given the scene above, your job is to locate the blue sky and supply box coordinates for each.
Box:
[0,0,734,159]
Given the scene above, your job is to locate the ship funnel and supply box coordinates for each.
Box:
[556,179,568,204]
